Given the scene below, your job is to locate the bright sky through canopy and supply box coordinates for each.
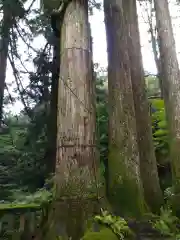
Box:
[90,0,180,73]
[5,0,180,113]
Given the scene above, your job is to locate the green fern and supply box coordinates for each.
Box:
[94,210,134,239]
[152,207,180,238]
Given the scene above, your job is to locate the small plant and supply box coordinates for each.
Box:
[151,207,180,239]
[94,209,134,239]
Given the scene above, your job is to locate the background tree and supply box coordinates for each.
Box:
[0,0,28,126]
[154,0,180,201]
[125,0,163,212]
[139,0,163,97]
[104,0,145,217]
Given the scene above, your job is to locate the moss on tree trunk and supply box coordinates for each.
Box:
[154,0,180,211]
[108,146,145,217]
[124,0,163,213]
[104,0,145,217]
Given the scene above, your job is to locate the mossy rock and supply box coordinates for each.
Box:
[82,227,118,240]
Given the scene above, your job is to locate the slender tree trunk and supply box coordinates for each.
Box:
[0,8,12,127]
[124,0,163,213]
[45,14,61,174]
[45,41,59,174]
[149,23,163,98]
[154,0,180,193]
[104,0,145,217]
[143,0,163,97]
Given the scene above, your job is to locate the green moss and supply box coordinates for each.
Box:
[82,227,118,240]
[42,200,102,240]
[108,145,145,217]
[0,203,44,215]
[0,203,41,209]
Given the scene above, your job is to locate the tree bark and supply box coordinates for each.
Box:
[104,0,145,217]
[53,0,102,238]
[154,0,180,191]
[56,0,98,199]
[0,7,12,127]
[124,0,163,213]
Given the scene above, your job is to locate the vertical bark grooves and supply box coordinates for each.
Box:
[125,0,163,212]
[56,0,97,193]
[43,1,103,239]
[154,0,180,188]
[104,0,144,216]
[0,7,12,126]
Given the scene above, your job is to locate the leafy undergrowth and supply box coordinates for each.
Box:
[151,99,169,165]
[94,209,134,239]
[150,207,180,239]
[82,206,180,240]
[82,210,134,240]
[0,185,179,240]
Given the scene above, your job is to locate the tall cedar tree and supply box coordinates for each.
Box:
[154,0,180,194]
[124,0,163,212]
[41,1,100,239]
[104,0,145,216]
[56,0,97,198]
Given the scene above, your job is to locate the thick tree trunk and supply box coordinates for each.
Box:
[56,0,97,200]
[49,0,102,238]
[124,0,163,213]
[104,0,145,217]
[154,0,180,192]
[0,8,12,127]
[39,1,103,239]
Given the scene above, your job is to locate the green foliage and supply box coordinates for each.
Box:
[151,99,169,164]
[0,117,24,200]
[96,70,108,159]
[0,112,49,201]
[0,65,108,202]
[151,207,180,239]
[94,210,134,239]
[145,76,161,97]
[95,70,108,184]
[12,188,52,205]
